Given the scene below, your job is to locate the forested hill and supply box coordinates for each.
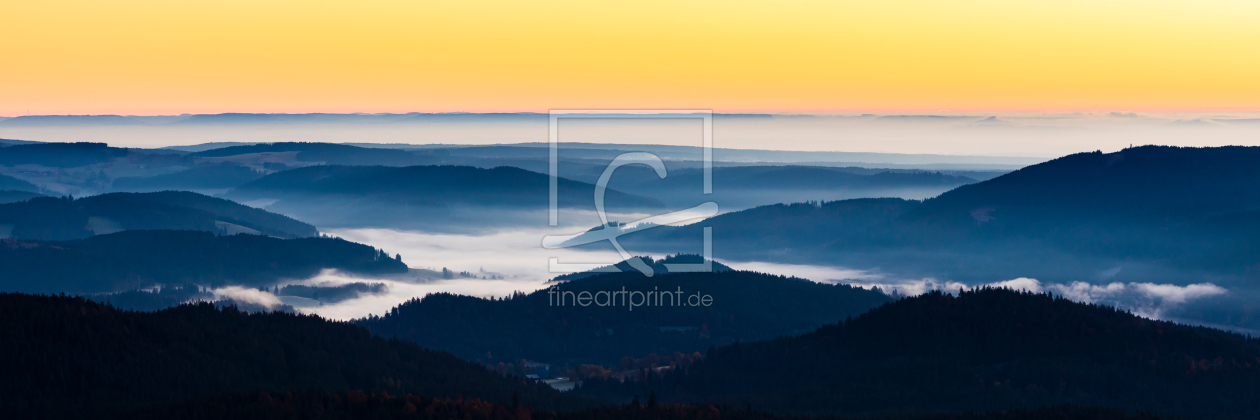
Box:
[620,146,1260,286]
[359,268,891,366]
[0,293,582,419]
[0,142,129,167]
[585,288,1260,419]
[892,145,1260,259]
[906,145,1260,226]
[0,230,406,294]
[0,191,317,240]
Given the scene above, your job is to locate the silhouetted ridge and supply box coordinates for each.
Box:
[585,288,1260,418]
[125,391,1168,420]
[0,292,582,419]
[359,269,891,366]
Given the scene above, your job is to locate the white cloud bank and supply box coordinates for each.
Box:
[193,229,1232,327]
[876,277,1228,320]
[210,286,287,310]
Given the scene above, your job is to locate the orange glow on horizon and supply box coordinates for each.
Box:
[2,0,1258,116]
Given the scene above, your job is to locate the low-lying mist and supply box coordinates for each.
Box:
[200,227,1246,334]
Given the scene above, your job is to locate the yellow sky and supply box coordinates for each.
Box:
[2,0,1258,115]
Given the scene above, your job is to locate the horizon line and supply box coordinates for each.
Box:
[5,109,1260,119]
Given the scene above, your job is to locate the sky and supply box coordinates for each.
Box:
[3,0,1259,116]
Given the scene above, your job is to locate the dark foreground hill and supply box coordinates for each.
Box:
[359,259,891,366]
[0,230,406,294]
[0,293,581,419]
[125,390,1167,420]
[581,288,1260,419]
[225,165,664,230]
[0,191,317,240]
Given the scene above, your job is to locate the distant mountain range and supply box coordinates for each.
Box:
[580,288,1260,419]
[359,256,892,366]
[0,140,1014,211]
[0,191,316,240]
[0,230,405,294]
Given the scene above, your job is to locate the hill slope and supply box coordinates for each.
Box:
[0,191,317,240]
[0,173,40,192]
[0,230,406,294]
[0,293,581,419]
[585,288,1260,419]
[604,165,975,209]
[111,163,267,192]
[622,146,1260,284]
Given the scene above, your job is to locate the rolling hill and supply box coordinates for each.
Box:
[619,146,1260,286]
[110,162,268,192]
[0,191,317,240]
[224,164,665,229]
[0,230,406,294]
[589,165,977,210]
